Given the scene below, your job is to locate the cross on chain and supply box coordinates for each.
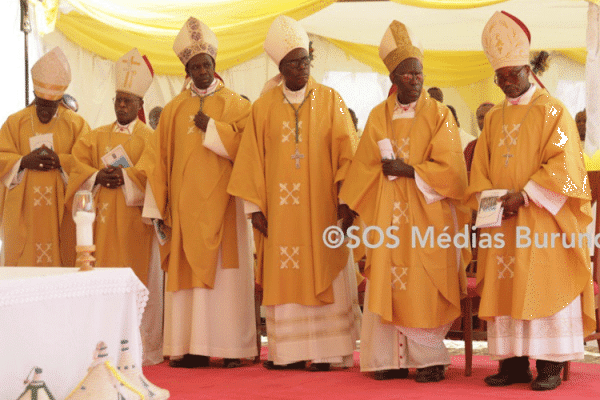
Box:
[499,124,520,167]
[121,56,141,89]
[496,255,515,279]
[391,266,408,290]
[291,147,304,169]
[283,90,312,169]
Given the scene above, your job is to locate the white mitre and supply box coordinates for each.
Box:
[31,47,71,101]
[115,48,153,98]
[264,15,309,67]
[482,11,531,70]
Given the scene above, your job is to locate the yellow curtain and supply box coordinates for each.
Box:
[326,38,495,87]
[389,0,508,9]
[559,48,587,65]
[55,0,336,76]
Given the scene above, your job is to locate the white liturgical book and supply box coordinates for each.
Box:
[377,138,398,181]
[101,144,133,168]
[29,133,54,152]
[475,189,508,228]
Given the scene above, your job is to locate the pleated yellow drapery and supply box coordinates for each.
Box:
[389,0,508,9]
[53,0,336,75]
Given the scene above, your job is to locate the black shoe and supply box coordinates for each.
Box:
[373,368,409,380]
[263,360,306,370]
[308,363,330,372]
[484,357,532,386]
[531,360,564,391]
[415,365,445,383]
[223,358,242,368]
[169,354,209,368]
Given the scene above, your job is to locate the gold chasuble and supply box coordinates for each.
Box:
[228,78,354,306]
[340,92,470,328]
[0,104,89,266]
[68,121,154,284]
[466,88,595,336]
[149,80,250,292]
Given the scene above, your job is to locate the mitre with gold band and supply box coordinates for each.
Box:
[378,20,423,73]
[173,17,218,66]
[31,47,71,101]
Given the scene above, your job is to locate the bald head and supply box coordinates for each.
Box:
[427,87,443,103]
[476,102,494,131]
[576,109,586,142]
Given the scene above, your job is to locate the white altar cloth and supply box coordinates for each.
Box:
[0,267,148,400]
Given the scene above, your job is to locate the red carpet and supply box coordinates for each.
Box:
[143,350,600,400]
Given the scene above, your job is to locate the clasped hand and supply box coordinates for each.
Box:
[499,191,525,220]
[96,166,124,189]
[21,145,61,171]
[194,109,210,132]
[251,211,268,237]
[338,203,358,233]
[381,158,415,178]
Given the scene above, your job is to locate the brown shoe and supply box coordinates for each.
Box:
[415,365,445,383]
[223,358,242,368]
[169,354,209,368]
[263,360,306,370]
[308,363,330,372]
[484,357,532,386]
[531,360,564,391]
[373,369,409,380]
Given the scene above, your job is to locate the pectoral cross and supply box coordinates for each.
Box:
[502,152,513,166]
[121,56,140,89]
[291,146,304,169]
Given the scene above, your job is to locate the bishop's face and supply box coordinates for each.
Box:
[494,65,531,99]
[391,58,424,105]
[279,48,310,92]
[34,96,60,124]
[114,91,142,126]
[186,53,215,90]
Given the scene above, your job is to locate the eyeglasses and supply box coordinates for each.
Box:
[394,72,425,83]
[113,97,135,106]
[282,56,311,69]
[494,66,527,85]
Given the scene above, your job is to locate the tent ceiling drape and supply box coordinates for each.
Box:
[40,0,588,87]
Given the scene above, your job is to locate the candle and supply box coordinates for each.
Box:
[74,210,95,246]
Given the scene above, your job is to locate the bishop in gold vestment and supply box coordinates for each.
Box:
[0,47,89,266]
[143,18,257,368]
[466,11,595,391]
[340,21,469,382]
[228,15,360,370]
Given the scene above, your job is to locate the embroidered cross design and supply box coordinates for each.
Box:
[499,124,520,147]
[279,183,300,205]
[33,186,53,206]
[121,55,141,89]
[187,125,196,135]
[392,201,409,225]
[392,137,410,160]
[280,246,300,269]
[496,255,515,279]
[97,202,109,223]
[36,243,52,264]
[391,266,408,290]
[282,121,302,143]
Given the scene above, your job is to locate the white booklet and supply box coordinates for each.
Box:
[29,133,54,152]
[377,138,398,181]
[101,144,133,168]
[475,189,508,228]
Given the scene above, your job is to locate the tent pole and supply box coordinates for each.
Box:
[20,0,30,106]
